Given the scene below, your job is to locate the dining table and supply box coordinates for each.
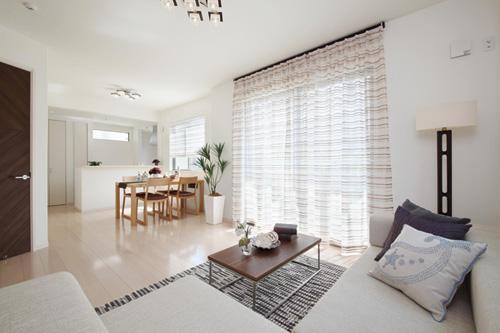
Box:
[115,177,205,224]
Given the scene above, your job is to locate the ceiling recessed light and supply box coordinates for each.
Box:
[21,1,38,11]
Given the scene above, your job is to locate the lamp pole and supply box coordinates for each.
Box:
[437,128,452,216]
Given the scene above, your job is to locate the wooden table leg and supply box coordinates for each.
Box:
[130,186,137,225]
[199,181,204,213]
[115,184,120,219]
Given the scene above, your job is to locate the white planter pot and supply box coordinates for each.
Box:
[204,195,225,225]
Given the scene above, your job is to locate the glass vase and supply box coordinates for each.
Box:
[240,243,252,256]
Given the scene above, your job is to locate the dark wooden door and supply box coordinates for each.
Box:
[0,62,31,259]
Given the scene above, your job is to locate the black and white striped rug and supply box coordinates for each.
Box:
[95,255,345,332]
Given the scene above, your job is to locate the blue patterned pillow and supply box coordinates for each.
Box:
[369,225,487,321]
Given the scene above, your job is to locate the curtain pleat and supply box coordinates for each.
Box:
[232,26,392,253]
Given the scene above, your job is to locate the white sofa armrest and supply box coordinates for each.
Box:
[369,213,394,247]
[0,272,108,333]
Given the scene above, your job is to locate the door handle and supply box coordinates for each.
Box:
[15,175,31,180]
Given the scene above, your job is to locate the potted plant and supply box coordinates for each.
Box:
[194,143,229,225]
[235,221,255,255]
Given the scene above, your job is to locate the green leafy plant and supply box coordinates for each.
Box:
[236,221,255,246]
[194,143,229,196]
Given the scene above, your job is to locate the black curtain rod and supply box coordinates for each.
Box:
[234,21,385,82]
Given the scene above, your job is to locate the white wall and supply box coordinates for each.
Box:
[159,81,234,219]
[385,0,500,226]
[0,25,48,250]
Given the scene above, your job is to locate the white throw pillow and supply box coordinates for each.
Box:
[369,224,487,321]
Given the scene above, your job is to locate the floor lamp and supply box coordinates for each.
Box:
[416,101,477,216]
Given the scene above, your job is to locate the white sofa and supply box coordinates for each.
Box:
[1,215,498,332]
[294,214,500,333]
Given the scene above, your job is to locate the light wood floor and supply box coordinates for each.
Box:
[0,205,361,306]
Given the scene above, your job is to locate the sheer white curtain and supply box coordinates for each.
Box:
[232,26,392,253]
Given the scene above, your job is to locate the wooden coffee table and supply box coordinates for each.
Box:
[208,234,321,317]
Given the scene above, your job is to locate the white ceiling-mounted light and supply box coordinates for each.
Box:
[184,0,199,11]
[208,11,223,26]
[188,10,203,24]
[207,0,221,11]
[160,0,178,10]
[110,88,142,101]
[160,0,223,25]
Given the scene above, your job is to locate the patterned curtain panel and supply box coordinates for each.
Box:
[232,26,392,253]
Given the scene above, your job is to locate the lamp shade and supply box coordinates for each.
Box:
[416,100,477,131]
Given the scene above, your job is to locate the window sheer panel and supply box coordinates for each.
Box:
[232,27,392,252]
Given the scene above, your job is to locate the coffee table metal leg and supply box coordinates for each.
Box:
[209,261,213,285]
[252,281,257,310]
[317,242,321,269]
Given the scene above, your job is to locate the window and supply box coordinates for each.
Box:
[92,129,129,142]
[232,27,392,254]
[169,117,205,170]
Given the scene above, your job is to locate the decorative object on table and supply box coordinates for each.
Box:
[194,142,229,225]
[273,223,297,240]
[369,224,487,321]
[374,205,472,261]
[149,159,162,177]
[88,161,102,166]
[252,231,280,249]
[235,221,255,255]
[416,100,477,216]
[142,171,149,180]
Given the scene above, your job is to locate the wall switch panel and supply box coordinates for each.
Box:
[450,40,472,59]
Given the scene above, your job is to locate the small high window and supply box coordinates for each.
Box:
[92,129,129,142]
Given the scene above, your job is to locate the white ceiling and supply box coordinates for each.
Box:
[0,0,443,119]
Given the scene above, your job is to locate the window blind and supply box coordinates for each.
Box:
[169,117,205,158]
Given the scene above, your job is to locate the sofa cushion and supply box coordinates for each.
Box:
[293,247,475,333]
[375,206,472,260]
[403,199,471,224]
[370,225,487,321]
[0,272,108,333]
[101,276,285,333]
[467,226,500,333]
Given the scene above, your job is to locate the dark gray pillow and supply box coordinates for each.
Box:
[374,206,472,261]
[402,199,471,224]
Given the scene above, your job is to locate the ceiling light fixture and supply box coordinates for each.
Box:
[110,88,142,101]
[161,0,223,25]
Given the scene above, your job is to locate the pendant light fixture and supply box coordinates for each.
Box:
[160,0,223,25]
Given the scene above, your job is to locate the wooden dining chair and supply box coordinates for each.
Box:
[121,176,144,218]
[169,176,199,219]
[136,178,170,225]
